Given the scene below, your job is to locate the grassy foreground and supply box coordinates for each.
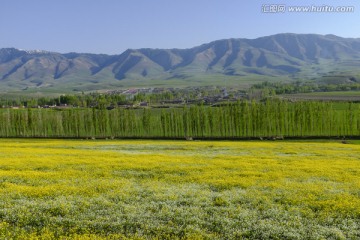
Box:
[0,139,360,239]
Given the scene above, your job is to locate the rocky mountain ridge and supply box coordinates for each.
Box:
[1,33,360,92]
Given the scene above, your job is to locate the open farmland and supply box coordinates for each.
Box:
[281,91,360,101]
[0,139,360,239]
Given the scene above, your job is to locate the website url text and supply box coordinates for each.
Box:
[262,5,355,13]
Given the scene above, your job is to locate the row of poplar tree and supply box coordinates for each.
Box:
[0,100,359,138]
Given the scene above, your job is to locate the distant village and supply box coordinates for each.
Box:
[1,86,249,109]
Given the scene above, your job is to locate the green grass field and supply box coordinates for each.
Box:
[281,91,360,101]
[1,139,360,239]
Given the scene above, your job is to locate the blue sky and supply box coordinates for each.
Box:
[0,0,359,54]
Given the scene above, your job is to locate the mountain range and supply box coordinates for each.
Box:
[1,33,360,93]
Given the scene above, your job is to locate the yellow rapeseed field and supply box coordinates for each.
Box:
[0,139,360,239]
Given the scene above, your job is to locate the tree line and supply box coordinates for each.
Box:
[0,100,359,139]
[2,81,360,108]
[0,87,232,108]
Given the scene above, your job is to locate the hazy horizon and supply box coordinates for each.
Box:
[1,33,359,55]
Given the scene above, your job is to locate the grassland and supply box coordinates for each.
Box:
[1,139,360,239]
[281,91,360,101]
